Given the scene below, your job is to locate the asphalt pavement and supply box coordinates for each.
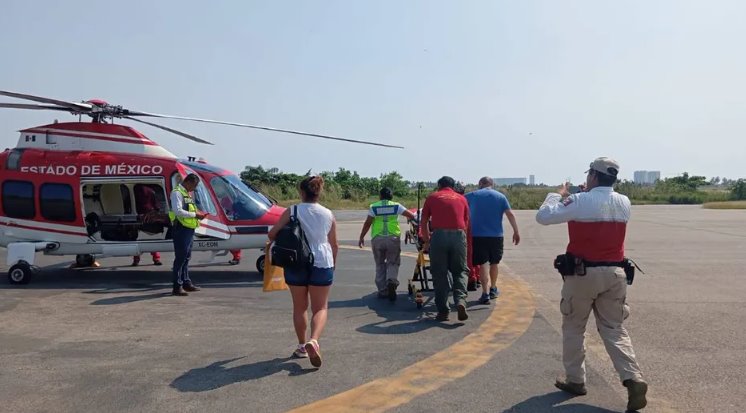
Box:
[1,205,744,413]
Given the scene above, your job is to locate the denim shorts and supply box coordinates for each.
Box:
[284,266,334,287]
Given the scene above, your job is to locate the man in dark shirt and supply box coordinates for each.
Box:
[132,184,162,266]
[420,176,471,322]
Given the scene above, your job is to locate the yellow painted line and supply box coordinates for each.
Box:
[288,249,535,413]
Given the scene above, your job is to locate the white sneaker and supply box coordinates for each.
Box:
[293,344,309,358]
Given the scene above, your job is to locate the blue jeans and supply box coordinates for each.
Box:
[172,225,194,287]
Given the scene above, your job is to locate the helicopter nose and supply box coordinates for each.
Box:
[267,205,286,220]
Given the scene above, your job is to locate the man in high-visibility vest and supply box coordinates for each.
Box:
[358,188,416,301]
[169,173,208,296]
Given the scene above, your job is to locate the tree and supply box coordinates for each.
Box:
[379,171,409,197]
[656,172,708,192]
[731,179,746,200]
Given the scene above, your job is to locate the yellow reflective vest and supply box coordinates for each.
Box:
[168,185,199,229]
[370,200,402,238]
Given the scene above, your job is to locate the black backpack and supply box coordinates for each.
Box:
[271,205,314,269]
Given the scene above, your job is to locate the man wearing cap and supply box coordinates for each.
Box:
[359,188,416,301]
[536,157,648,412]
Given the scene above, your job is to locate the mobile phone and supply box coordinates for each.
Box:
[569,185,582,194]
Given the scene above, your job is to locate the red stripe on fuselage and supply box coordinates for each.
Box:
[200,223,230,235]
[567,221,626,262]
[0,221,88,237]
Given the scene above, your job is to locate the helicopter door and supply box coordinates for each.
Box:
[170,171,230,240]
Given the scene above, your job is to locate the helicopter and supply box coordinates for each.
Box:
[0,90,402,284]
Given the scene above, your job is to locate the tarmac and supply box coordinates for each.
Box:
[1,205,745,413]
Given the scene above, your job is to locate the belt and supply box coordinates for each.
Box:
[583,260,625,267]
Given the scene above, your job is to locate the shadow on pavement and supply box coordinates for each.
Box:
[89,292,172,305]
[502,391,620,412]
[0,269,262,291]
[171,356,316,392]
[330,293,471,334]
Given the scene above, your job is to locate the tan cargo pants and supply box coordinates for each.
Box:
[560,266,643,383]
[371,235,402,292]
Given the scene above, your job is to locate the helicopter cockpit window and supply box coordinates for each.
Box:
[6,149,23,170]
[211,175,271,221]
[170,170,217,215]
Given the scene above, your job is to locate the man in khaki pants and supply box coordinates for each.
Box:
[536,157,648,412]
[359,188,416,301]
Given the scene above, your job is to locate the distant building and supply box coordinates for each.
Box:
[633,170,660,185]
[529,175,535,186]
[494,177,527,186]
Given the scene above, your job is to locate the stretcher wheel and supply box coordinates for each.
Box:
[414,292,424,309]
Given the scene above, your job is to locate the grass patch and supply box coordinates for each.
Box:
[702,201,746,209]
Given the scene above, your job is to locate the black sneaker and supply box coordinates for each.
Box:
[478,293,490,305]
[555,379,587,396]
[387,282,397,301]
[435,312,450,321]
[623,379,648,411]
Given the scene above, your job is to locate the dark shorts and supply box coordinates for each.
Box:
[472,236,504,266]
[284,266,334,287]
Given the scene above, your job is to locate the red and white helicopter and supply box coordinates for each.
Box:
[0,90,402,284]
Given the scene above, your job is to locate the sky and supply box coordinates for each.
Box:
[2,0,745,185]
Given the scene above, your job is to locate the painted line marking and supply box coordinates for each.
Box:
[288,247,535,413]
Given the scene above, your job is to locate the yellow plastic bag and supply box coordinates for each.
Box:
[263,243,288,292]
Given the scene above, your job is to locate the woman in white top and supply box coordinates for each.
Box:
[268,175,338,368]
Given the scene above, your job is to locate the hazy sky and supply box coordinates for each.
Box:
[2,1,745,185]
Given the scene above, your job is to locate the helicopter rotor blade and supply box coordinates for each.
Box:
[0,90,92,112]
[123,116,214,145]
[126,111,404,149]
[0,102,72,111]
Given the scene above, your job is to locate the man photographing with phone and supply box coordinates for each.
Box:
[535,157,648,411]
[169,173,209,296]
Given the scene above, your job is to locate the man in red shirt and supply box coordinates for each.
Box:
[133,184,162,266]
[420,176,471,322]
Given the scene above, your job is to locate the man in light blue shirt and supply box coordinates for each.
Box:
[465,177,521,304]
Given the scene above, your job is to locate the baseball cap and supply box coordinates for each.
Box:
[586,157,620,177]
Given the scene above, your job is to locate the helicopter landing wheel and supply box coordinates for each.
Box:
[75,254,96,267]
[256,255,266,273]
[8,262,32,285]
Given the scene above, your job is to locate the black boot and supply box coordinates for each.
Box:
[183,282,201,292]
